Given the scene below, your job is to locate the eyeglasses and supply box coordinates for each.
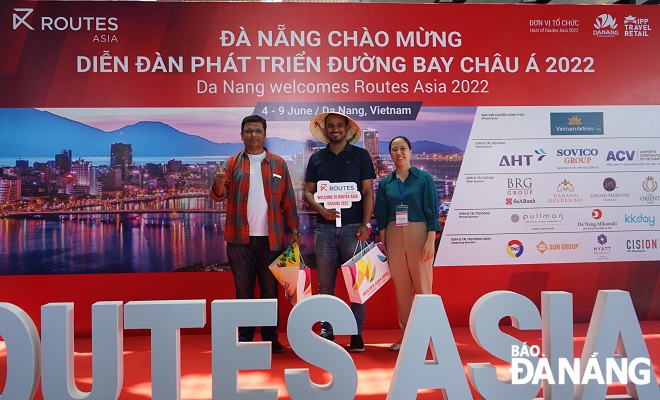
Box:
[243,128,265,135]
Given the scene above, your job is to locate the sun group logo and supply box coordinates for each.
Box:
[12,8,118,32]
[626,238,658,253]
[579,208,617,231]
[593,14,619,37]
[506,240,524,258]
[510,344,651,386]
[624,15,652,37]
[624,213,656,227]
[536,240,578,254]
[550,113,604,136]
[556,148,598,167]
[641,176,660,204]
[550,179,583,204]
[499,149,547,167]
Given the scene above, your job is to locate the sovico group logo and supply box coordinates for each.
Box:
[641,176,659,204]
[593,13,619,37]
[12,8,118,32]
[510,344,651,385]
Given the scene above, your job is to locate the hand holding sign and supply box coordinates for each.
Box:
[313,180,362,228]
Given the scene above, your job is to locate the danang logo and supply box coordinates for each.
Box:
[593,14,620,37]
[550,113,604,135]
[12,8,118,31]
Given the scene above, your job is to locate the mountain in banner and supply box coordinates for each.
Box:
[378,140,462,155]
[0,108,303,158]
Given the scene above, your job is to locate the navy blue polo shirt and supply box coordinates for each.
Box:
[305,143,376,225]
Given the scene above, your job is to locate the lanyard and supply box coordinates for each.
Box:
[396,175,405,204]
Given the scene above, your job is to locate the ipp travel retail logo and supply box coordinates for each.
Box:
[624,15,652,37]
[550,113,604,135]
[641,176,659,204]
[506,240,524,258]
[499,149,547,167]
[593,14,619,37]
[12,8,118,32]
[578,208,617,231]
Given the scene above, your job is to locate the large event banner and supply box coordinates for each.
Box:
[0,1,658,274]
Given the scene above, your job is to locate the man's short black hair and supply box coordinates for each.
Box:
[241,115,267,132]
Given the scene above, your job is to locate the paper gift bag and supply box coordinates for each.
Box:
[268,243,312,305]
[341,242,390,304]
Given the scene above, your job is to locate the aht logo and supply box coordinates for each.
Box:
[499,149,547,167]
[13,8,34,30]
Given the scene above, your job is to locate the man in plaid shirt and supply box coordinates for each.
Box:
[210,114,299,354]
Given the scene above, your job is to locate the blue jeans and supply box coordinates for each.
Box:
[226,237,281,342]
[315,223,366,335]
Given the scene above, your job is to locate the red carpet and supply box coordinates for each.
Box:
[2,322,660,399]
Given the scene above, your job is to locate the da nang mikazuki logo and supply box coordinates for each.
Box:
[507,240,524,258]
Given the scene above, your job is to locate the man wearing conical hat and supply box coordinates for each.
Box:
[304,112,376,353]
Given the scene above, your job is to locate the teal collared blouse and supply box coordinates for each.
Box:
[375,167,440,232]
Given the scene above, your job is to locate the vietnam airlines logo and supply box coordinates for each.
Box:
[567,116,582,126]
[13,8,35,30]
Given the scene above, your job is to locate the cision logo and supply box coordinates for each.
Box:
[593,14,619,38]
[506,240,524,258]
[641,176,659,205]
[12,8,118,32]
[550,113,604,135]
[626,238,658,253]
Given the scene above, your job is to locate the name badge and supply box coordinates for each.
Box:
[395,204,409,226]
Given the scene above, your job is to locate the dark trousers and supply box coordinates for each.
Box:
[226,237,281,341]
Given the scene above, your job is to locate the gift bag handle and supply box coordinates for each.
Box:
[353,240,369,257]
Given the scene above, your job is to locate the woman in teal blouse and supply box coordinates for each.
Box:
[375,136,440,351]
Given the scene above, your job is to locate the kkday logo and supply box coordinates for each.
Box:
[506,240,524,258]
[593,14,619,37]
[641,176,659,204]
[549,179,583,204]
[624,15,652,37]
[12,8,118,31]
[536,240,578,254]
[579,208,617,231]
[499,149,547,167]
[626,238,658,253]
[594,234,612,259]
[510,344,651,385]
[550,113,604,135]
[624,213,656,227]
